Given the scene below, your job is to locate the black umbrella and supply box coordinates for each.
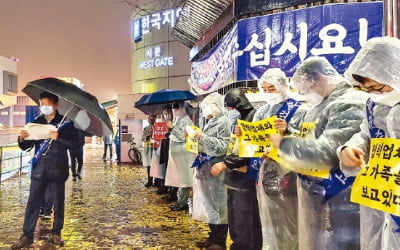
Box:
[23,78,113,136]
[135,89,196,115]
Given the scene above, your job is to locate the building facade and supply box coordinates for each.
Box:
[131,0,191,94]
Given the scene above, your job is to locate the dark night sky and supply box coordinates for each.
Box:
[0,0,134,102]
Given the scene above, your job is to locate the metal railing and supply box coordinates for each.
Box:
[0,144,32,184]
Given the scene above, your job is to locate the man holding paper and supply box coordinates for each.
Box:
[12,92,81,249]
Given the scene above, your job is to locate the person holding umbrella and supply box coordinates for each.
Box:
[12,91,82,248]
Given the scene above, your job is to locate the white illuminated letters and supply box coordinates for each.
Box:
[139,46,174,69]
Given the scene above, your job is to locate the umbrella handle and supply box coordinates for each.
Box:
[59,104,74,128]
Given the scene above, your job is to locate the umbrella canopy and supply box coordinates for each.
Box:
[23,78,113,136]
[134,89,196,115]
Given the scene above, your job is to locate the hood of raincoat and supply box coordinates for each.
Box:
[224,88,255,120]
[291,56,342,94]
[345,36,400,91]
[200,92,224,118]
[258,68,289,94]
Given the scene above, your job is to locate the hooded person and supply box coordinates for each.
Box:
[192,92,231,250]
[165,101,195,211]
[272,56,367,250]
[252,68,307,250]
[339,36,400,250]
[210,88,262,250]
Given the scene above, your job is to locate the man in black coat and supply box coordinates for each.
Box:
[12,92,81,249]
[211,89,262,250]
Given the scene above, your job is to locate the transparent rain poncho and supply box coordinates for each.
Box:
[258,68,290,94]
[341,37,400,250]
[253,68,308,250]
[165,102,195,188]
[279,57,367,250]
[345,36,400,91]
[192,92,231,224]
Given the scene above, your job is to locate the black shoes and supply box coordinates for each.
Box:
[206,244,226,250]
[72,173,82,181]
[52,234,64,246]
[156,188,168,195]
[170,204,189,211]
[144,181,153,188]
[196,239,213,248]
[11,235,33,249]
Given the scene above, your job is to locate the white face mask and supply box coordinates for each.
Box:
[369,90,400,107]
[302,92,325,107]
[172,109,181,118]
[155,118,162,123]
[225,109,240,122]
[264,92,285,105]
[40,105,54,115]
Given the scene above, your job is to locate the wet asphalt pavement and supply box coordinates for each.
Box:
[0,145,210,249]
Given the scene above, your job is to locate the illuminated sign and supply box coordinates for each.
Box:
[139,46,174,69]
[133,18,142,42]
[132,8,182,41]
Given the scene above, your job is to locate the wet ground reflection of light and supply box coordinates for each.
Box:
[0,146,209,249]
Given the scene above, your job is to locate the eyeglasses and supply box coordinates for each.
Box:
[360,84,390,93]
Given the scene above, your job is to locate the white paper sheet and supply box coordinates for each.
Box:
[24,123,57,140]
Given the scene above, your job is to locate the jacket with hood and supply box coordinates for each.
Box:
[223,88,257,190]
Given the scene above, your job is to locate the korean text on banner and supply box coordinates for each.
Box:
[351,138,400,216]
[226,134,238,156]
[237,116,278,157]
[189,2,383,95]
[152,122,168,148]
[153,122,168,140]
[185,125,202,154]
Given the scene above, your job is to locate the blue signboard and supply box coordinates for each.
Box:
[133,18,142,42]
[190,2,383,95]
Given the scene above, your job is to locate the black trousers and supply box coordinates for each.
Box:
[228,188,263,250]
[70,148,83,176]
[23,179,66,238]
[103,143,112,158]
[208,223,228,246]
[40,185,53,215]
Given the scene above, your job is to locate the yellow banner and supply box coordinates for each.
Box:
[268,147,330,179]
[351,138,400,216]
[226,134,237,156]
[299,122,316,138]
[185,125,202,154]
[267,120,330,179]
[237,116,278,157]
